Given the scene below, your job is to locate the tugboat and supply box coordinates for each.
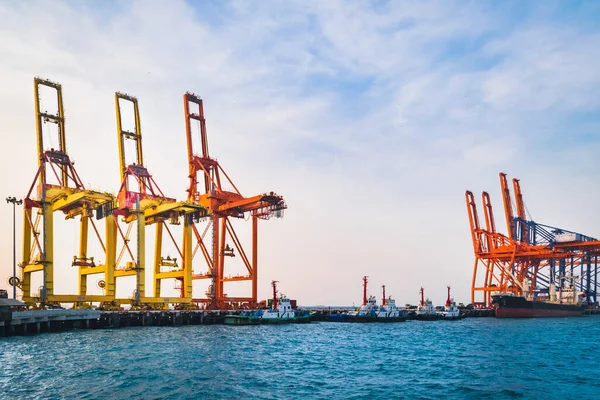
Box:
[348,294,379,322]
[440,286,463,320]
[492,272,586,318]
[376,285,407,322]
[414,287,441,320]
[224,281,311,325]
[344,277,405,322]
[261,284,312,324]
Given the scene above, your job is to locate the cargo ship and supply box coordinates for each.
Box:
[491,294,585,318]
[492,273,586,318]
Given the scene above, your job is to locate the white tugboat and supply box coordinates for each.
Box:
[346,277,378,321]
[345,278,405,322]
[415,287,440,320]
[224,281,311,325]
[377,285,407,321]
[440,286,463,320]
[260,281,310,324]
[357,295,379,317]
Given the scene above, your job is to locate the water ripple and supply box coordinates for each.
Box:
[2,317,600,399]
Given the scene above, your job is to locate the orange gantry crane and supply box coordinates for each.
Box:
[112,93,208,306]
[183,93,287,308]
[466,172,600,307]
[20,78,115,305]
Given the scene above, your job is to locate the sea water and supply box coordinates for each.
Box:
[1,317,599,399]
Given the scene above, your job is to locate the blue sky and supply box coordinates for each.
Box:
[1,0,600,305]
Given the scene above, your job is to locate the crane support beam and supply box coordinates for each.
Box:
[51,191,113,214]
[30,295,116,303]
[222,276,252,282]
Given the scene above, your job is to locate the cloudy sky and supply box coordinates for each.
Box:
[1,0,599,306]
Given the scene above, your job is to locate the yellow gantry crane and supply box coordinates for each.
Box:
[20,78,116,305]
[112,93,207,307]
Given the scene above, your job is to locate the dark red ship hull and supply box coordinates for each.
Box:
[492,295,585,318]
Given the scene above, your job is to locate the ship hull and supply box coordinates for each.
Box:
[414,313,443,321]
[347,315,378,323]
[224,315,311,325]
[346,315,406,323]
[441,315,465,321]
[223,315,261,325]
[379,318,406,323]
[492,295,585,318]
[327,314,350,322]
[261,315,311,324]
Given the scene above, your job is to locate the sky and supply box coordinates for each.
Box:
[1,0,600,307]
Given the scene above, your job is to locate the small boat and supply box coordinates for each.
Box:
[342,277,406,323]
[225,281,311,325]
[261,293,311,324]
[414,287,442,320]
[348,294,380,322]
[376,285,407,322]
[439,286,463,320]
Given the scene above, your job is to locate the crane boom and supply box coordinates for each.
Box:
[465,191,483,254]
[512,178,529,243]
[500,172,516,240]
[482,191,497,252]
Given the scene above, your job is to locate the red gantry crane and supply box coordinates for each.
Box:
[466,172,600,307]
[183,93,287,308]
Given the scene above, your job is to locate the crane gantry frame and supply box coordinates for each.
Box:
[20,78,115,305]
[183,93,287,308]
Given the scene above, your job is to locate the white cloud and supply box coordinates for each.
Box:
[482,27,600,111]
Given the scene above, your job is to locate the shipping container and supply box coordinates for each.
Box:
[555,233,578,243]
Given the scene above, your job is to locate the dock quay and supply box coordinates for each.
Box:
[1,309,101,336]
[0,309,229,337]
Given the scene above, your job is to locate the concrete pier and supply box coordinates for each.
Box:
[0,309,228,337]
[1,309,101,336]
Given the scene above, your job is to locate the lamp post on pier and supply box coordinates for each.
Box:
[6,196,22,300]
